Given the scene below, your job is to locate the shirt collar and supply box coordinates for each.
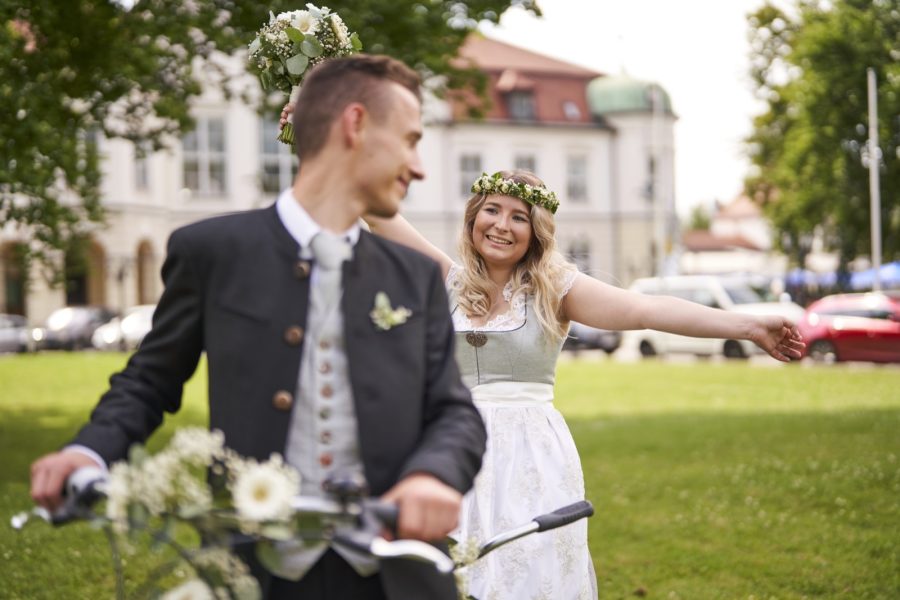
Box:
[275,187,361,252]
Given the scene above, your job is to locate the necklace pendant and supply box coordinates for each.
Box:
[465,332,487,348]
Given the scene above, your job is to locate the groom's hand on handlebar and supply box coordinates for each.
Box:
[381,473,461,542]
[30,451,101,512]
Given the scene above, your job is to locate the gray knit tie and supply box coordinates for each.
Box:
[310,231,352,314]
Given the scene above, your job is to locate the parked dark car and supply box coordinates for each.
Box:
[0,313,34,353]
[798,292,900,363]
[564,321,622,354]
[32,306,117,351]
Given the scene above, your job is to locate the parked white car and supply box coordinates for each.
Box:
[0,313,34,353]
[626,275,805,359]
[92,305,155,351]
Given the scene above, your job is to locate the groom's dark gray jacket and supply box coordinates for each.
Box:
[71,204,486,599]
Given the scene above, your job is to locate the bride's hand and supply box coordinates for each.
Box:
[279,102,295,130]
[749,315,805,362]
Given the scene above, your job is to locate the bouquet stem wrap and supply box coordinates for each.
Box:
[278,85,302,146]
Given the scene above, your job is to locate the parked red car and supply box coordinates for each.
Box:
[798,292,900,363]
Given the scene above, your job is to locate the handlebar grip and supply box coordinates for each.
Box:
[51,467,107,525]
[533,500,594,533]
[368,501,399,534]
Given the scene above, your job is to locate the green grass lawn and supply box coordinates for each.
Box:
[1,353,898,599]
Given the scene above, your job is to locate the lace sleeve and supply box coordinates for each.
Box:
[445,262,462,292]
[559,267,578,299]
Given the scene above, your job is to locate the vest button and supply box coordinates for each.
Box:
[320,384,334,398]
[319,453,333,467]
[318,362,332,374]
[272,390,293,411]
[319,431,332,445]
[319,407,331,420]
[284,326,304,346]
[294,260,312,279]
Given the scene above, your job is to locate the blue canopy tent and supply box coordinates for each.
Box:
[785,268,818,287]
[849,261,900,290]
[817,271,838,287]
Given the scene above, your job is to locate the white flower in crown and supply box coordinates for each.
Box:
[231,455,300,522]
[370,291,412,331]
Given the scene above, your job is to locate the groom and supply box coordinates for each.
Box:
[30,54,486,600]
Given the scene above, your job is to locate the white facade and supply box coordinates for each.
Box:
[3,62,674,323]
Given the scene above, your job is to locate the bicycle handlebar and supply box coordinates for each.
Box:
[534,500,594,532]
[20,467,593,576]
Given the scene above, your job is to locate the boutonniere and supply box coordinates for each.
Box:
[370,291,412,331]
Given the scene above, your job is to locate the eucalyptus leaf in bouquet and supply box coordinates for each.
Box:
[248,4,363,145]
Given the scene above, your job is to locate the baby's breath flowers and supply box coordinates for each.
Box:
[248,5,362,145]
[450,537,481,600]
[88,427,305,599]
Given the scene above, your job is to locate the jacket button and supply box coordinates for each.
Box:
[272,390,293,411]
[319,453,333,467]
[284,326,304,346]
[294,260,312,279]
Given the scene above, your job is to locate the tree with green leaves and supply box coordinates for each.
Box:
[686,203,711,231]
[745,0,899,274]
[0,0,539,277]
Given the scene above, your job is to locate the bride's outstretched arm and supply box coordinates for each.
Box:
[365,213,454,280]
[561,273,804,362]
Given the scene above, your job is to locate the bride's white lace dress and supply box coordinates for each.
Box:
[447,265,597,600]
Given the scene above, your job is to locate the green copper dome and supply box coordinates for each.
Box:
[587,75,673,115]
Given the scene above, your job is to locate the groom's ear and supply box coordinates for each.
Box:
[339,102,369,149]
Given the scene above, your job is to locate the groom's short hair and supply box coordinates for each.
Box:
[292,54,422,161]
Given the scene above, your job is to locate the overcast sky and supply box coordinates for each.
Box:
[481,0,771,215]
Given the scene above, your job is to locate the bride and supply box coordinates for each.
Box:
[364,169,804,599]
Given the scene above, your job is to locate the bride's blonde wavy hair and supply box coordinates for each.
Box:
[455,170,576,340]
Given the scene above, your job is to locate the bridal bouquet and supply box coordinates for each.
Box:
[248,4,362,145]
[15,428,302,600]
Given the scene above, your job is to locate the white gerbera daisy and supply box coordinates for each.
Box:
[291,10,319,35]
[232,459,299,522]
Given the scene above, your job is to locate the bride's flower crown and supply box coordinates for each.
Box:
[470,172,560,214]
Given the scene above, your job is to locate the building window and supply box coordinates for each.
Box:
[182,117,227,196]
[562,100,582,121]
[567,155,588,202]
[260,118,298,194]
[567,238,591,272]
[134,141,150,191]
[514,154,536,173]
[460,153,482,197]
[506,91,536,121]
